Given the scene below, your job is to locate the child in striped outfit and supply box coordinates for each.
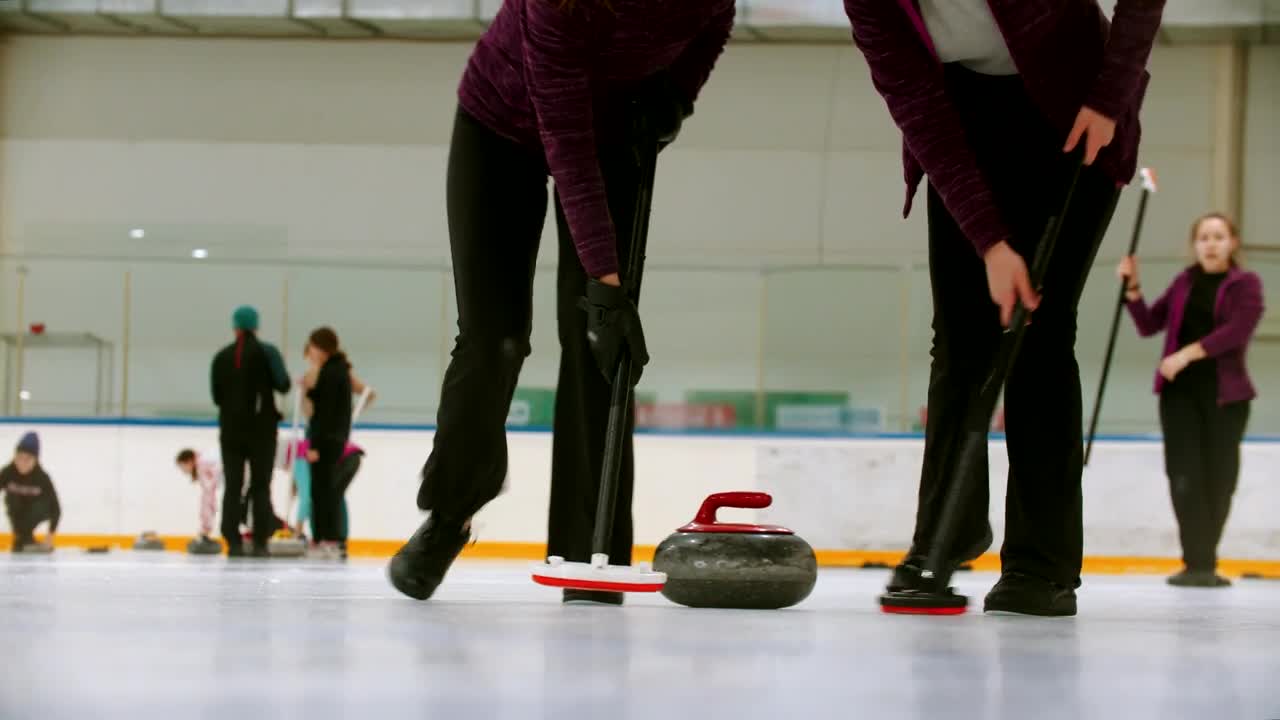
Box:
[176,448,221,542]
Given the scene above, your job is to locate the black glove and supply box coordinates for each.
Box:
[635,71,693,146]
[578,278,649,386]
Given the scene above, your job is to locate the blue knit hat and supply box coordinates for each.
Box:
[232,305,259,332]
[16,431,39,458]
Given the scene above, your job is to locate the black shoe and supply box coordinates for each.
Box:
[886,525,994,593]
[388,516,471,601]
[226,544,245,558]
[983,572,1077,617]
[562,589,625,606]
[1167,569,1231,588]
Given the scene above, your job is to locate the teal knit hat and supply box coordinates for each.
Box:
[232,305,259,332]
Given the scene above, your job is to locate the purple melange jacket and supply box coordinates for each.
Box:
[1127,267,1266,405]
[845,0,1165,256]
[457,0,735,278]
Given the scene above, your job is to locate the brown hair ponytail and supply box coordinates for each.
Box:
[307,327,352,371]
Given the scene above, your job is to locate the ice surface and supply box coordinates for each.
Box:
[1,553,1276,719]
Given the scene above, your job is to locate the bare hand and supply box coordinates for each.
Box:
[306,449,319,462]
[1064,106,1116,165]
[984,241,1039,327]
[1116,256,1139,284]
[597,273,622,288]
[1159,351,1189,381]
[301,368,319,390]
[1117,256,1141,299]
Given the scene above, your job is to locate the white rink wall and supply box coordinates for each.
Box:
[1,421,1277,561]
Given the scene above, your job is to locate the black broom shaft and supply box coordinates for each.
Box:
[591,135,657,559]
[1084,189,1149,465]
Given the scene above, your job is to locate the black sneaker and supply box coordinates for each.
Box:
[226,543,245,558]
[886,525,994,593]
[388,516,471,601]
[562,589,624,606]
[1167,569,1231,588]
[983,572,1077,616]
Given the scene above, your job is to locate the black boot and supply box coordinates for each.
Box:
[1167,568,1231,588]
[562,589,624,606]
[983,571,1077,616]
[388,516,471,601]
[886,524,993,592]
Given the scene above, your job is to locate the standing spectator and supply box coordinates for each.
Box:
[1119,212,1265,587]
[301,327,353,559]
[211,305,290,557]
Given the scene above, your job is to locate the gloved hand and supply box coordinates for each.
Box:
[635,71,693,145]
[578,278,650,386]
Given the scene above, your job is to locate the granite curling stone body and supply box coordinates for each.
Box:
[653,492,817,609]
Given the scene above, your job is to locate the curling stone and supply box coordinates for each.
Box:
[653,492,817,610]
[133,531,165,551]
[186,536,222,556]
[267,528,306,558]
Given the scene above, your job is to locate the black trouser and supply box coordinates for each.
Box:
[219,426,277,549]
[309,439,345,543]
[418,106,636,565]
[336,451,362,542]
[6,497,54,548]
[1159,370,1249,572]
[907,65,1120,588]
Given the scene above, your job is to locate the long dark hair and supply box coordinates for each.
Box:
[308,327,351,371]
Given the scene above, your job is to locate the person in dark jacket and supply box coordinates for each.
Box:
[1119,212,1265,588]
[388,0,735,603]
[846,0,1165,616]
[211,305,290,556]
[301,327,353,560]
[1,432,61,553]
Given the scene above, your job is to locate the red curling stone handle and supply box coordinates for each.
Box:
[693,492,773,524]
[677,492,793,535]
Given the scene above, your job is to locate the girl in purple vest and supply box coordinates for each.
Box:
[845,0,1165,616]
[1119,212,1265,588]
[388,0,735,604]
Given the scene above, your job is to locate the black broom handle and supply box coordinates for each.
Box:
[1084,187,1149,465]
[590,129,658,560]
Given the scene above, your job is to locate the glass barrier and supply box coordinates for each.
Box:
[1,251,1276,436]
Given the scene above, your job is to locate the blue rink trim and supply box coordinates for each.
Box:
[0,415,1277,443]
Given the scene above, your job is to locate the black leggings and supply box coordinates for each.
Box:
[1159,371,1249,572]
[907,65,1120,588]
[417,106,638,565]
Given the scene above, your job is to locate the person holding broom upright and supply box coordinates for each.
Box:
[1119,212,1264,588]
